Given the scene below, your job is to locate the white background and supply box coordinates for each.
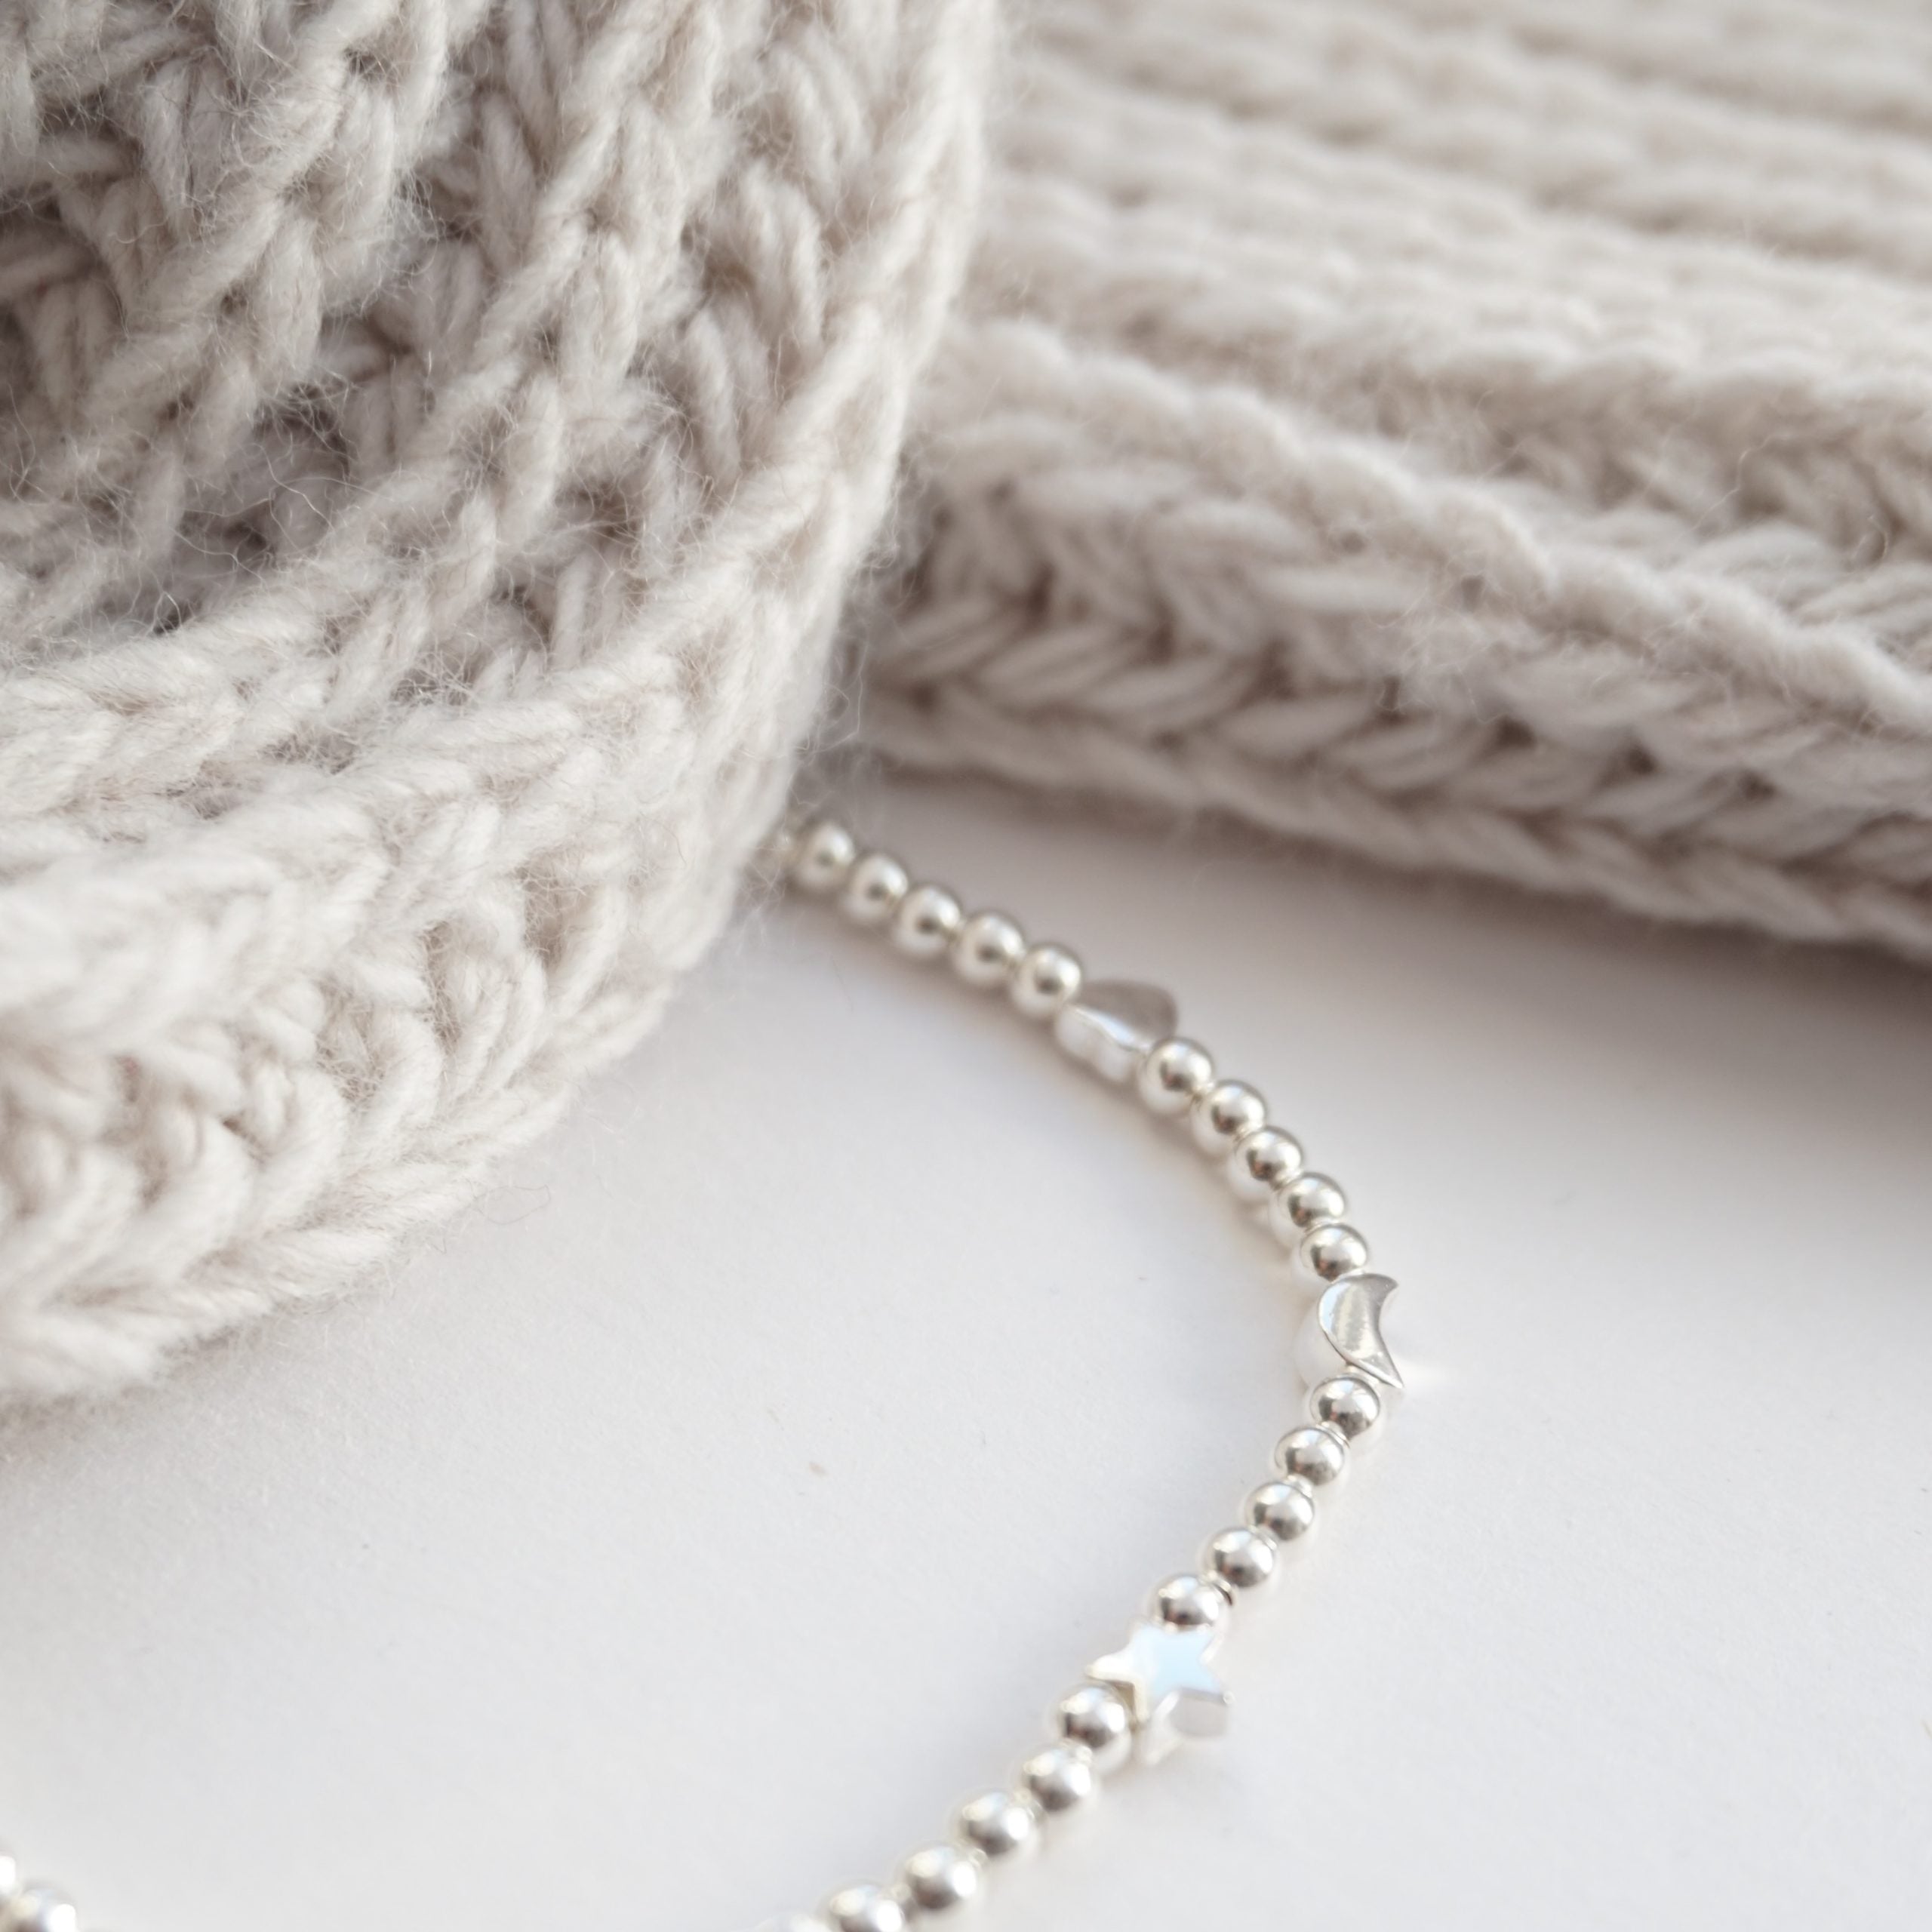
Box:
[5,778,1930,1932]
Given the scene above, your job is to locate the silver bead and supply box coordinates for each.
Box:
[1276,1423,1349,1489]
[952,911,1026,988]
[1136,1038,1214,1115]
[1225,1125,1303,1203]
[1245,1476,1318,1546]
[1191,1079,1267,1157]
[1053,1682,1134,1774]
[1152,1571,1232,1631]
[1296,1272,1404,1398]
[822,1884,909,1932]
[1268,1171,1348,1247]
[1010,943,1083,1019]
[0,1891,78,1932]
[1020,1742,1097,1814]
[1300,1221,1369,1282]
[1311,1374,1383,1442]
[1204,1524,1278,1593]
[955,1790,1041,1861]
[790,818,857,894]
[891,883,964,960]
[841,851,910,926]
[899,1844,981,1914]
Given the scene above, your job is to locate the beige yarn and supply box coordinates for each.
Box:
[0,0,989,1401]
[872,0,1932,962]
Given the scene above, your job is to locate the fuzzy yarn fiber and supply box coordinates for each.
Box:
[0,0,989,1401]
[12,0,1932,1404]
[873,0,1932,963]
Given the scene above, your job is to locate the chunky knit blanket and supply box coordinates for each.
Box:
[8,0,1932,1401]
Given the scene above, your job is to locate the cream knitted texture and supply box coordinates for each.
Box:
[870,0,1932,961]
[0,0,989,1401]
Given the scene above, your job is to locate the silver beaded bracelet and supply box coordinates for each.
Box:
[2,814,1406,1932]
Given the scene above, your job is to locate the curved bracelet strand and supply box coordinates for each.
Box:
[0,814,1407,1932]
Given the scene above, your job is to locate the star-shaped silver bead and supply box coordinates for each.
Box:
[1088,1620,1230,1764]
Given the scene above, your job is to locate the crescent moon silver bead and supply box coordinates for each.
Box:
[1296,1271,1404,1398]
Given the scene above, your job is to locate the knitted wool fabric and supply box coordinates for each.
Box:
[870,0,1932,963]
[0,0,989,1401]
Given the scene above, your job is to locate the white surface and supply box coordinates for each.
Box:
[5,780,1930,1932]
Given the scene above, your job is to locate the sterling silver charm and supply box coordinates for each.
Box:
[1089,1619,1232,1763]
[1297,1270,1404,1396]
[1051,978,1178,1081]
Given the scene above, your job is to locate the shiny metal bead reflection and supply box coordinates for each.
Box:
[1204,1524,1278,1593]
[1276,1423,1349,1489]
[1225,1125,1303,1203]
[955,1790,1041,1860]
[790,818,858,894]
[1136,1038,1215,1115]
[1053,1682,1134,1774]
[1310,1374,1383,1442]
[891,884,964,960]
[841,851,911,926]
[1300,1221,1369,1282]
[1010,943,1084,1019]
[0,1891,79,1932]
[1190,1079,1268,1157]
[952,911,1026,988]
[1151,1572,1232,1631]
[1268,1171,1347,1247]
[899,1844,982,1914]
[822,1883,909,1932]
[1245,1476,1318,1546]
[1020,1743,1097,1814]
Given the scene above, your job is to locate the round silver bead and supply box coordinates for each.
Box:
[1191,1079,1268,1158]
[0,1892,78,1932]
[1268,1171,1348,1247]
[1246,1476,1318,1546]
[1054,1682,1134,1774]
[1225,1125,1303,1203]
[790,818,858,894]
[1010,943,1083,1020]
[891,883,964,960]
[1204,1524,1278,1593]
[1276,1423,1349,1489]
[955,1790,1041,1860]
[1136,1037,1215,1115]
[822,1884,909,1932]
[841,851,911,926]
[899,1844,981,1914]
[952,911,1026,988]
[1152,1571,1232,1631]
[1300,1221,1369,1282]
[1020,1742,1097,1814]
[1311,1374,1383,1442]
